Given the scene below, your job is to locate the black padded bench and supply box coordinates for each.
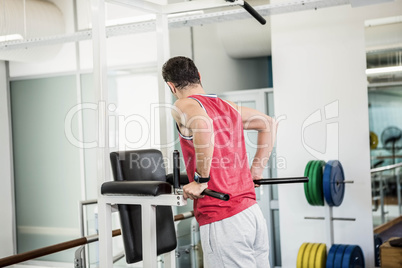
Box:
[98,149,188,268]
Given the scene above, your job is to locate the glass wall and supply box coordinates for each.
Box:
[10,67,160,265]
[367,48,402,227]
[11,76,83,262]
[368,85,402,227]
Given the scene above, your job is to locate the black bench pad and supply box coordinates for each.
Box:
[101,181,172,196]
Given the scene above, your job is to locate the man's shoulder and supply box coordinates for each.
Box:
[174,98,203,113]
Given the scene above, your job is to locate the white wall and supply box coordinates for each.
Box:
[170,22,270,94]
[271,1,402,267]
[194,23,270,93]
[0,61,15,258]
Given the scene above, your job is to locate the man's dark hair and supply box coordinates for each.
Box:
[162,56,201,90]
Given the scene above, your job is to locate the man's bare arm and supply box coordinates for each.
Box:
[172,99,214,199]
[225,101,278,181]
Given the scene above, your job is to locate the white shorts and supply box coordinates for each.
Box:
[200,204,270,268]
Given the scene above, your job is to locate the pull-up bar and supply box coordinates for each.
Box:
[227,0,267,25]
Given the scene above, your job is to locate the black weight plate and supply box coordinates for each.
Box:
[374,235,382,267]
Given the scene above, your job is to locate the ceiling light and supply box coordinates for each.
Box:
[366,66,402,75]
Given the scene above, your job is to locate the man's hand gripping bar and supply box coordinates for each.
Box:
[173,150,230,201]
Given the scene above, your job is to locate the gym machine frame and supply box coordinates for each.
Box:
[99,191,187,268]
[99,149,308,268]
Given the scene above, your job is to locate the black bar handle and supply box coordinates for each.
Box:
[254,177,309,185]
[173,150,229,201]
[176,188,230,201]
[242,1,266,25]
[202,189,230,201]
[173,150,180,189]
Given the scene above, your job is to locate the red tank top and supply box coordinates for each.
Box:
[178,94,256,226]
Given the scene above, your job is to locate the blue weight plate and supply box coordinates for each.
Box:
[330,160,345,207]
[341,245,365,268]
[334,244,348,268]
[323,161,335,206]
[326,244,340,268]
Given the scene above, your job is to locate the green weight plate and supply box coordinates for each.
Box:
[317,161,325,206]
[297,243,308,268]
[303,243,314,268]
[308,161,319,205]
[308,243,320,267]
[304,161,315,205]
[310,161,321,205]
[309,161,325,206]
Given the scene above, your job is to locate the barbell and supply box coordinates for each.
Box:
[172,150,309,201]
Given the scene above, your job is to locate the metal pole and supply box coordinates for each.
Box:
[397,173,401,216]
[380,174,385,224]
[156,11,173,167]
[141,204,158,268]
[325,206,334,247]
[91,0,110,267]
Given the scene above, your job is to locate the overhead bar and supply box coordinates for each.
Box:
[107,0,244,14]
[2,1,362,51]
[227,0,266,25]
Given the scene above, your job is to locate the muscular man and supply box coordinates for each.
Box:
[162,56,277,267]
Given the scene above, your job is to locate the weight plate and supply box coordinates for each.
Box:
[374,234,382,267]
[309,161,320,205]
[370,131,378,150]
[297,243,309,268]
[323,161,335,206]
[308,243,320,267]
[314,243,327,268]
[304,161,315,205]
[341,245,365,268]
[330,160,345,207]
[311,160,325,206]
[307,161,319,205]
[334,244,348,268]
[303,243,314,268]
[305,161,317,205]
[326,244,340,268]
[318,160,326,205]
